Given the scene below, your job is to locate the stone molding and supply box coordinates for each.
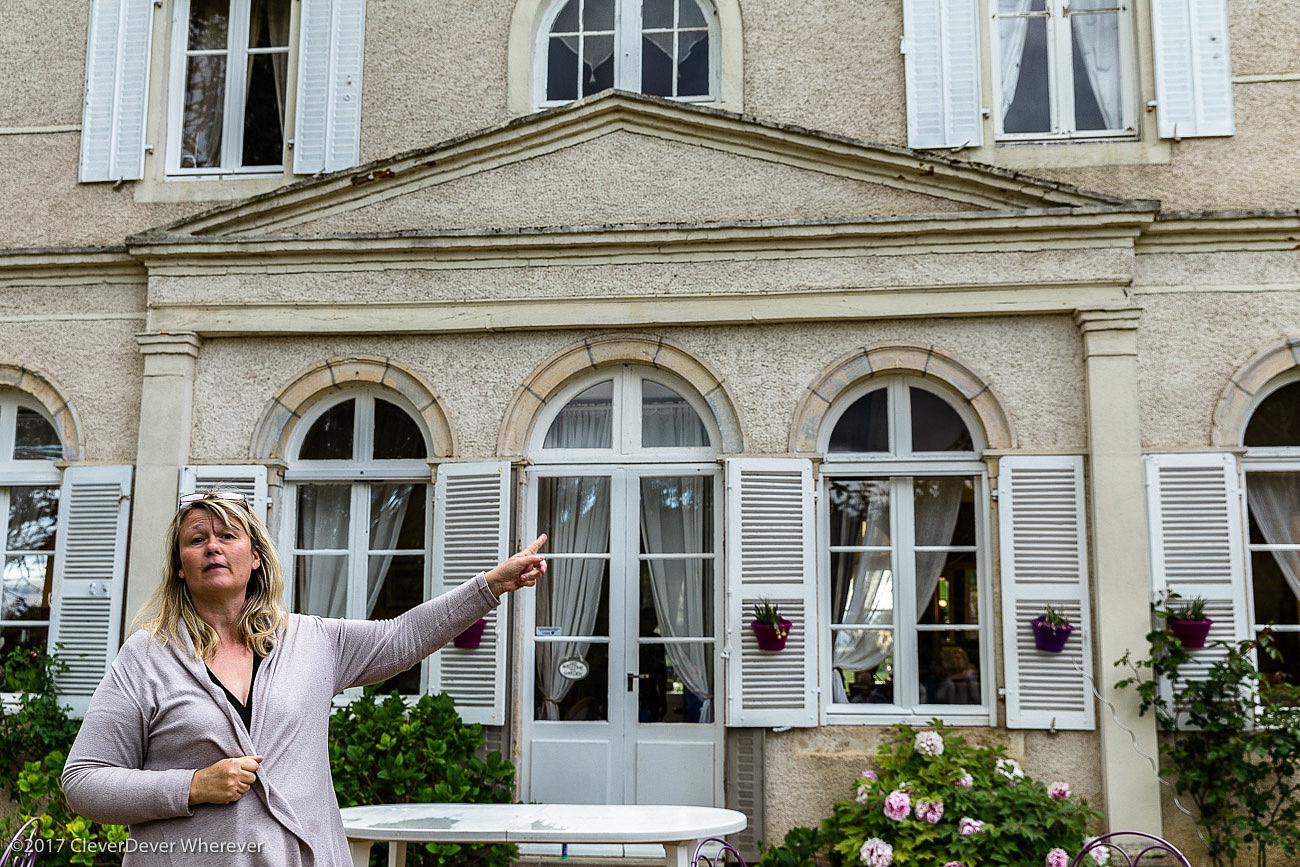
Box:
[0,362,84,461]
[1211,338,1300,447]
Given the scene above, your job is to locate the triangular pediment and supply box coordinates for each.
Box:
[138,91,1149,244]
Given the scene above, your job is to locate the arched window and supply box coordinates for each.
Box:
[283,389,431,694]
[0,393,63,658]
[537,0,717,106]
[1244,377,1300,698]
[819,377,990,721]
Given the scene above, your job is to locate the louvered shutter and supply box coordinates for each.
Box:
[1145,454,1250,685]
[180,465,270,523]
[80,0,153,182]
[293,0,366,174]
[999,456,1095,730]
[47,466,133,716]
[1151,0,1234,138]
[903,0,984,149]
[723,458,819,727]
[431,461,510,725]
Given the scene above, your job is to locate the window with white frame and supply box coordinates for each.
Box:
[284,390,430,695]
[538,0,717,106]
[993,0,1133,140]
[1243,378,1300,702]
[820,377,990,720]
[0,395,63,661]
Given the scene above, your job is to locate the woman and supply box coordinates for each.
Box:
[62,489,546,866]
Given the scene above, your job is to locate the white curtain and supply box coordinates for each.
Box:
[997,0,1034,123]
[365,484,413,616]
[1247,473,1300,599]
[1071,0,1123,129]
[640,476,714,723]
[246,0,291,143]
[296,485,349,618]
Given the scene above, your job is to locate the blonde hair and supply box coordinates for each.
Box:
[138,492,287,659]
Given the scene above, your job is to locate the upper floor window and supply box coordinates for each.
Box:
[538,0,717,106]
[168,0,291,175]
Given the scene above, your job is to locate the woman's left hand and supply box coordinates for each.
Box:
[485,534,548,598]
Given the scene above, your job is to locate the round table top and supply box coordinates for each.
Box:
[340,802,747,844]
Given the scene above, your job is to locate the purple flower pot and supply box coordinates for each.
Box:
[751,618,793,652]
[1168,618,1213,649]
[1031,617,1074,653]
[453,617,488,649]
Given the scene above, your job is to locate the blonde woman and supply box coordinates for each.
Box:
[62,490,545,866]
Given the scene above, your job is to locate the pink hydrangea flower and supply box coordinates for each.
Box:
[1046,848,1069,867]
[860,837,894,867]
[883,790,911,822]
[914,799,944,824]
[1048,781,1071,800]
[955,769,974,788]
[914,730,945,756]
[958,817,985,836]
[860,769,878,781]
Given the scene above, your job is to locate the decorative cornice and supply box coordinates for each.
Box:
[0,248,143,287]
[1137,210,1300,253]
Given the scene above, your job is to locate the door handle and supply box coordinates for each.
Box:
[627,672,649,692]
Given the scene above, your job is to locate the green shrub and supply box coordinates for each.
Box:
[328,688,517,867]
[0,645,81,798]
[7,750,128,867]
[756,723,1099,867]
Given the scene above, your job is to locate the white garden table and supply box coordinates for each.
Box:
[340,802,747,867]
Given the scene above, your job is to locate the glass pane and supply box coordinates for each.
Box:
[536,641,608,720]
[830,551,893,626]
[680,0,707,28]
[1000,6,1051,134]
[294,553,348,618]
[241,53,287,167]
[188,0,230,50]
[373,399,426,459]
[367,554,425,694]
[910,388,974,452]
[6,487,59,552]
[642,381,708,447]
[0,628,49,672]
[827,479,891,548]
[918,560,980,626]
[249,0,291,48]
[1071,10,1120,131]
[582,33,615,96]
[536,476,610,635]
[181,55,228,169]
[642,34,675,97]
[637,642,713,722]
[1259,630,1300,706]
[919,632,982,705]
[1251,550,1300,627]
[13,409,61,461]
[553,0,579,31]
[677,31,709,96]
[829,389,889,452]
[369,484,424,551]
[545,381,613,448]
[639,476,713,553]
[913,477,970,545]
[296,485,351,548]
[1246,382,1300,447]
[299,399,355,459]
[833,630,893,703]
[639,562,714,638]
[2,555,50,622]
[547,35,580,101]
[643,0,674,28]
[583,0,614,30]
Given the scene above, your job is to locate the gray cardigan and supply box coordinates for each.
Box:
[62,575,499,866]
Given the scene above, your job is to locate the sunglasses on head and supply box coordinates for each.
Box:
[177,490,250,509]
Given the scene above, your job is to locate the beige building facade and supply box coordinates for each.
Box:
[1,0,1298,859]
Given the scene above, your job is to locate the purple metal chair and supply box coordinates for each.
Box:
[691,836,747,867]
[0,817,41,867]
[1070,831,1192,867]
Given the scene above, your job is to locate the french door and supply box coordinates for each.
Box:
[521,465,723,806]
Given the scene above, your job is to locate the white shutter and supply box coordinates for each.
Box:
[180,465,270,523]
[723,458,819,728]
[1145,453,1250,684]
[80,0,153,182]
[998,456,1095,730]
[47,466,133,716]
[431,461,510,726]
[903,0,984,149]
[293,0,366,174]
[1151,0,1234,138]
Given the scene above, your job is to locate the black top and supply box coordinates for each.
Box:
[206,651,264,731]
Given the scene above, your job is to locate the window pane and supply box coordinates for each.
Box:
[582,33,615,96]
[2,555,50,623]
[999,0,1051,134]
[919,632,981,704]
[1246,382,1300,447]
[0,626,49,664]
[913,477,969,546]
[642,33,675,97]
[6,487,59,552]
[639,562,713,637]
[583,0,614,30]
[910,389,973,452]
[369,484,424,551]
[13,409,61,461]
[833,630,893,703]
[1251,550,1300,627]
[637,642,713,722]
[828,479,891,547]
[373,399,426,459]
[640,476,713,552]
[241,53,287,167]
[296,485,351,548]
[536,641,608,720]
[553,0,579,31]
[918,560,980,625]
[829,389,889,452]
[181,55,228,169]
[545,381,613,448]
[299,399,355,459]
[1071,9,1121,130]
[547,34,580,101]
[643,0,674,28]
[294,554,347,617]
[1259,630,1300,706]
[830,552,893,627]
[249,0,290,48]
[188,0,230,50]
[677,31,709,97]
[679,0,707,28]
[642,381,708,447]
[366,554,425,694]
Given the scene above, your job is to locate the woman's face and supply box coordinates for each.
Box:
[177,508,262,603]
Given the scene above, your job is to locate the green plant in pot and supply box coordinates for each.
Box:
[1156,593,1213,649]
[751,598,793,651]
[1030,604,1075,653]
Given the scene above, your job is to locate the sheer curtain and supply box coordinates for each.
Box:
[246,0,291,142]
[365,484,412,616]
[1248,473,1300,598]
[296,486,349,618]
[997,0,1034,124]
[640,476,714,723]
[1071,1,1123,129]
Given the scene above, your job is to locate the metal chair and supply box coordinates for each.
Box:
[1070,831,1192,867]
[691,836,747,867]
[0,817,41,867]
